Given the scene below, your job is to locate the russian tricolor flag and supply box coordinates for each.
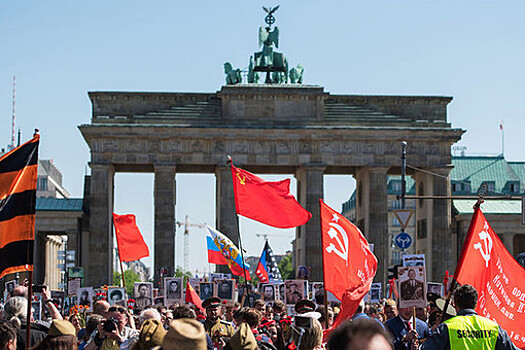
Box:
[206,225,251,280]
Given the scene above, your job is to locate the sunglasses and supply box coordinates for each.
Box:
[108,307,126,314]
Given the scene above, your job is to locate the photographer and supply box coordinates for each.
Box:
[84,305,138,350]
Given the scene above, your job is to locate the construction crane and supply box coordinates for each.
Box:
[255,233,283,242]
[175,216,205,272]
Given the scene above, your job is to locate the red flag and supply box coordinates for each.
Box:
[320,200,377,300]
[185,281,203,312]
[320,200,377,338]
[455,208,525,349]
[112,213,149,262]
[231,163,311,228]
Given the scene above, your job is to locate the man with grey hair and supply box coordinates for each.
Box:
[138,308,161,327]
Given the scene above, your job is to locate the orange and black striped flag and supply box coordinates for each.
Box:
[0,135,39,279]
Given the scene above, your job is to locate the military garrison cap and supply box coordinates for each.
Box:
[202,297,221,309]
[294,299,316,314]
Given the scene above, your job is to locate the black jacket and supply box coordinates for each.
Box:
[16,322,48,350]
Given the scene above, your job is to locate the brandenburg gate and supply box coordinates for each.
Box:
[79,8,463,285]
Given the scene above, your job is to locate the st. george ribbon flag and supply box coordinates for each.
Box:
[255,240,283,283]
[455,207,525,349]
[320,199,377,334]
[206,225,251,280]
[112,213,150,262]
[0,135,39,279]
[230,162,311,228]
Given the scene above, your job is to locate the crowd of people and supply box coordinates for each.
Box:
[0,280,519,349]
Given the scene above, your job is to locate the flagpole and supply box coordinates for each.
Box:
[319,199,329,330]
[113,216,129,308]
[26,131,39,350]
[439,197,483,323]
[226,157,250,300]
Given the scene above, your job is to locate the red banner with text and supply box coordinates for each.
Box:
[456,208,525,349]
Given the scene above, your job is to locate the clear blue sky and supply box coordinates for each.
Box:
[1,1,524,275]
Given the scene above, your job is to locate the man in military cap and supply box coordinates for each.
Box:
[202,297,234,345]
[294,299,316,314]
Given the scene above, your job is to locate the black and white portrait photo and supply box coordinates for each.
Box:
[77,287,93,311]
[312,282,324,303]
[278,283,285,301]
[217,279,234,300]
[284,280,304,305]
[427,282,443,297]
[200,282,214,301]
[133,282,153,310]
[260,284,276,302]
[370,283,382,303]
[108,288,126,305]
[5,280,17,295]
[398,266,426,308]
[164,278,183,302]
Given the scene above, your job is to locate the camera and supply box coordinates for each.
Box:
[294,315,313,329]
[103,318,118,332]
[32,284,46,293]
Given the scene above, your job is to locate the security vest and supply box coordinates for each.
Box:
[444,314,499,350]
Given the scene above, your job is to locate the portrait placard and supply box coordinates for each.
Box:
[5,280,17,295]
[311,282,324,303]
[397,266,426,308]
[164,277,183,305]
[284,280,305,305]
[216,279,235,301]
[199,282,214,301]
[133,282,153,310]
[108,288,126,305]
[77,287,93,311]
[68,278,81,296]
[427,282,443,297]
[370,283,382,303]
[260,283,277,302]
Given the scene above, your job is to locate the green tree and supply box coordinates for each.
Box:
[113,269,141,296]
[173,266,193,285]
[278,253,295,279]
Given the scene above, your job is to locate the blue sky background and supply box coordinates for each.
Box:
[1,1,524,275]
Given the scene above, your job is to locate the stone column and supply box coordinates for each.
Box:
[502,234,514,257]
[215,165,239,274]
[154,164,176,285]
[355,167,388,283]
[295,165,324,281]
[430,167,452,281]
[88,163,114,286]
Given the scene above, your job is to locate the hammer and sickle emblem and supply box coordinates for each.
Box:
[236,173,246,185]
[473,223,493,268]
[325,222,349,266]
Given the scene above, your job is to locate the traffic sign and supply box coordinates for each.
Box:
[393,209,414,230]
[395,232,412,250]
